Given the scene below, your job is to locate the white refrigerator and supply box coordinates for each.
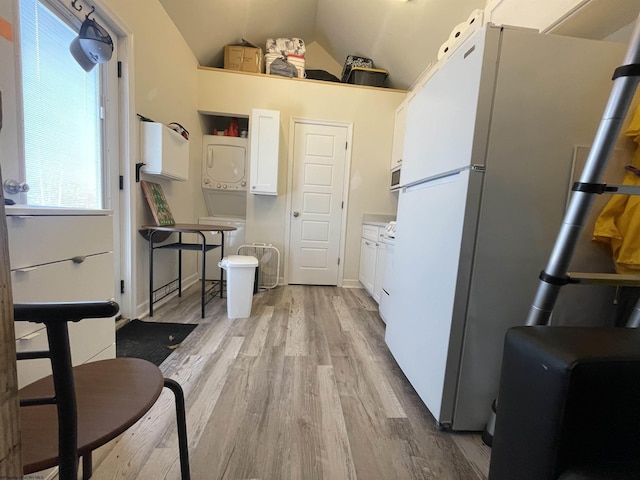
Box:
[385,25,627,431]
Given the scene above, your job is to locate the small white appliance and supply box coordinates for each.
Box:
[202,135,248,192]
[390,166,401,191]
[198,216,246,280]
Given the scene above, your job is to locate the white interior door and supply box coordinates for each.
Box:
[288,121,348,285]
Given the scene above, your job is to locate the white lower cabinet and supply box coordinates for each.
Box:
[359,237,377,295]
[373,242,387,303]
[359,223,387,303]
[7,212,115,388]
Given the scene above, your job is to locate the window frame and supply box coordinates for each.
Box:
[17,0,115,210]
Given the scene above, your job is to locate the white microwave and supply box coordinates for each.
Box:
[390,166,401,191]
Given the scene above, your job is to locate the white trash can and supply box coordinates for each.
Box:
[218,255,259,319]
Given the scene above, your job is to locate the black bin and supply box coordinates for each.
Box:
[346,67,388,87]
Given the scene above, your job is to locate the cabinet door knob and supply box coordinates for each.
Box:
[293,211,299,217]
[71,255,86,264]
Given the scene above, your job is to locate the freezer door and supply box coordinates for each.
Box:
[385,168,479,426]
[401,26,498,185]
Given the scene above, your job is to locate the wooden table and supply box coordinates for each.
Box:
[20,358,164,477]
[142,223,237,318]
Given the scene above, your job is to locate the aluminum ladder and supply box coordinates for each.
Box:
[527,15,640,327]
[484,14,640,446]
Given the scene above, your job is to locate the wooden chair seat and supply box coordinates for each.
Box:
[13,301,190,479]
[19,358,164,474]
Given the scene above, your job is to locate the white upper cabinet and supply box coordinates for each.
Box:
[390,100,407,170]
[249,109,280,195]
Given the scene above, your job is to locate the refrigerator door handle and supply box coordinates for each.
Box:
[402,165,484,192]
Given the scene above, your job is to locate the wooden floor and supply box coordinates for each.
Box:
[90,285,491,480]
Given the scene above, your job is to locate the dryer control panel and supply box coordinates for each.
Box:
[202,135,248,191]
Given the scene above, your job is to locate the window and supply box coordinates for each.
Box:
[19,0,103,209]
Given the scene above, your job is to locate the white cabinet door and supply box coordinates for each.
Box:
[390,101,407,170]
[359,237,377,296]
[373,242,387,303]
[249,108,280,195]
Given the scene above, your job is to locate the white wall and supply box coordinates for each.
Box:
[104,0,201,316]
[485,0,638,39]
[198,69,404,286]
[485,0,587,31]
[304,41,343,80]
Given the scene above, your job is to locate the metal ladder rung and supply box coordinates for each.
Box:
[602,184,640,195]
[567,272,640,286]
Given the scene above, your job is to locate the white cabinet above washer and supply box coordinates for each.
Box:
[249,109,280,195]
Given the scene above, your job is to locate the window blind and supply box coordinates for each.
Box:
[20,0,102,208]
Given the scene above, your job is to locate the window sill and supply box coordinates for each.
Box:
[5,205,113,216]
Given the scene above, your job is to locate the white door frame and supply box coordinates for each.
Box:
[284,117,353,287]
[93,0,137,320]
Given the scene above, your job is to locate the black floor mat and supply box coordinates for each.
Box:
[116,319,197,366]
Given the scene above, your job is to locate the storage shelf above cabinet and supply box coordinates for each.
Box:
[141,122,190,181]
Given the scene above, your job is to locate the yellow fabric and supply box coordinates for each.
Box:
[593,104,640,273]
[626,102,640,137]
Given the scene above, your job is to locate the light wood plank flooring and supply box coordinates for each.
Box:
[90,285,491,480]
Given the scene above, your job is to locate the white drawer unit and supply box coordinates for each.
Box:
[7,214,112,269]
[12,252,114,338]
[361,224,380,243]
[15,317,115,389]
[6,211,116,388]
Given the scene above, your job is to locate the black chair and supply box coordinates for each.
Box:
[15,300,190,480]
[489,326,640,480]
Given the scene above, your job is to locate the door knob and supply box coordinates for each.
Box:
[4,179,30,195]
[293,211,299,217]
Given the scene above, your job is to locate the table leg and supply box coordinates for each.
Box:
[178,232,183,298]
[149,230,155,317]
[220,232,225,299]
[199,231,206,319]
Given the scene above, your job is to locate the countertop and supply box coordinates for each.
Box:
[362,214,395,227]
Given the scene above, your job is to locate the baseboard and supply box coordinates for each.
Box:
[341,279,363,289]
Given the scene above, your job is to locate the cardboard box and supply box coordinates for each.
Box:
[224,45,263,73]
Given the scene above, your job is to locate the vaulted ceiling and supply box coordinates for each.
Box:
[157,0,487,89]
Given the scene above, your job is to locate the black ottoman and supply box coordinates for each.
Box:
[489,326,640,480]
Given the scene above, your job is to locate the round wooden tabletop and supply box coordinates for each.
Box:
[19,358,164,474]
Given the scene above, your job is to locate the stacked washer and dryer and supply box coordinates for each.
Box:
[199,135,248,280]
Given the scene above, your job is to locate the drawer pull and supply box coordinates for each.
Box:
[15,267,37,273]
[71,256,86,264]
[20,331,42,341]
